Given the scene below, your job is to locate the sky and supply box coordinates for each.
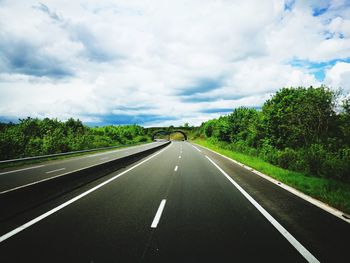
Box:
[0,0,350,127]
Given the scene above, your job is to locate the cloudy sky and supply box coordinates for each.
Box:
[0,0,350,127]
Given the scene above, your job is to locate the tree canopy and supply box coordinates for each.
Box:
[0,118,149,160]
[199,86,350,181]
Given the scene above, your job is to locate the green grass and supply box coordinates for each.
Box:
[193,138,350,215]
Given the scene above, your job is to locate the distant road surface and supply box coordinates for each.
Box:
[0,141,348,262]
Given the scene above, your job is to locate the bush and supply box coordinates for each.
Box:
[323,148,350,181]
[304,144,327,177]
[277,148,300,170]
[134,135,148,143]
[258,140,279,165]
[226,141,258,157]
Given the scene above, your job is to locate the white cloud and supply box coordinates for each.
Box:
[0,0,349,126]
[325,62,350,91]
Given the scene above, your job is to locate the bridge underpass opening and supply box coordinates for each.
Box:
[169,132,186,141]
[152,130,187,141]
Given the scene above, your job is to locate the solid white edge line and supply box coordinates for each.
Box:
[0,165,45,175]
[174,166,178,172]
[151,199,167,228]
[45,168,66,174]
[192,145,202,152]
[0,143,172,243]
[205,156,320,263]
[194,143,350,223]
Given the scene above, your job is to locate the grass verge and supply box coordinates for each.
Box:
[193,138,350,215]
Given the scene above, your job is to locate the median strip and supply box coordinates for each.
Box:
[45,168,66,174]
[151,199,167,228]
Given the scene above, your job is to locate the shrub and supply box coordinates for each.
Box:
[258,140,279,165]
[304,144,327,177]
[323,148,350,181]
[277,147,300,170]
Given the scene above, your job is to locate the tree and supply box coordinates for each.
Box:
[262,86,337,149]
[227,107,262,147]
[203,119,216,137]
[212,116,231,141]
[65,118,85,134]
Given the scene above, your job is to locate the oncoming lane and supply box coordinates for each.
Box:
[0,142,167,192]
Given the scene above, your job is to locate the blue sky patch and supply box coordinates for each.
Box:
[114,106,154,111]
[200,108,233,114]
[288,58,350,81]
[0,116,19,124]
[177,78,223,96]
[182,93,246,103]
[284,0,295,11]
[312,6,329,17]
[181,96,218,103]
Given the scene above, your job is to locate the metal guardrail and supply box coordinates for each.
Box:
[0,142,147,164]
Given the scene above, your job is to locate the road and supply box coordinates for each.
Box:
[0,141,348,262]
[0,142,167,192]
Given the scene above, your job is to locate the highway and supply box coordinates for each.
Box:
[0,141,348,262]
[0,142,167,193]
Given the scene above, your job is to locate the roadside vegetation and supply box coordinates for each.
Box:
[192,86,350,214]
[0,118,151,161]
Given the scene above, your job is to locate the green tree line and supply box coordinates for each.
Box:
[0,118,150,160]
[199,86,350,181]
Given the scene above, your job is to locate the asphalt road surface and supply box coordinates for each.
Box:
[0,142,167,192]
[0,141,348,262]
